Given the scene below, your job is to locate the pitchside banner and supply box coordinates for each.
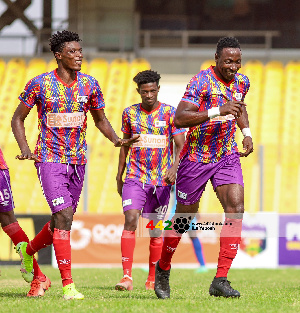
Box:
[68,214,220,267]
[279,214,300,265]
[0,215,52,265]
[68,213,300,268]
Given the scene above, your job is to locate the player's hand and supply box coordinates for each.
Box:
[116,177,124,196]
[239,136,254,157]
[220,101,245,119]
[15,149,39,161]
[114,134,140,147]
[164,166,177,184]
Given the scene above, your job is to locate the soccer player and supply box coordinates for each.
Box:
[11,30,138,300]
[155,37,253,299]
[0,148,50,297]
[115,70,185,291]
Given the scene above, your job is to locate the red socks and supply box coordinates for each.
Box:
[2,222,29,244]
[148,237,163,280]
[216,218,242,278]
[26,221,53,255]
[121,230,135,277]
[2,222,46,281]
[159,228,182,271]
[53,228,73,287]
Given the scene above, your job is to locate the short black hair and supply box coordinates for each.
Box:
[49,30,81,54]
[216,37,241,57]
[133,70,161,88]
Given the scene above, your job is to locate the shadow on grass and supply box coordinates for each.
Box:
[0,292,27,298]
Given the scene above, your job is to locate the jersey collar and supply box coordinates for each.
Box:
[54,69,78,88]
[140,102,161,114]
[210,66,235,87]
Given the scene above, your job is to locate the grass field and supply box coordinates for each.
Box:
[0,266,299,313]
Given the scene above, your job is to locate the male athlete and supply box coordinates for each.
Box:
[155,37,253,299]
[115,70,185,291]
[11,30,138,300]
[0,148,50,297]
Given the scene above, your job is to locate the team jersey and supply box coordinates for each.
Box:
[180,66,250,163]
[0,148,8,170]
[122,102,185,186]
[19,69,105,165]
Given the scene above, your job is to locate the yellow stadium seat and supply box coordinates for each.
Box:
[200,59,214,71]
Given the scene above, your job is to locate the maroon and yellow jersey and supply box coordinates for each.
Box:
[0,148,8,170]
[180,66,250,163]
[19,69,105,164]
[122,102,185,186]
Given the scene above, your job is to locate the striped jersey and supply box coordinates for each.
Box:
[180,66,250,163]
[19,69,105,165]
[0,148,8,170]
[122,102,185,186]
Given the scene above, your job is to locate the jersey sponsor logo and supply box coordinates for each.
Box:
[47,112,85,128]
[48,96,59,102]
[155,120,166,127]
[52,196,65,207]
[177,190,187,200]
[123,199,132,207]
[77,95,88,103]
[132,134,167,149]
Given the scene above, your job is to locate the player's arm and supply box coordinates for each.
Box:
[164,133,185,184]
[236,105,254,157]
[11,102,39,161]
[116,133,131,196]
[174,100,244,128]
[90,109,139,147]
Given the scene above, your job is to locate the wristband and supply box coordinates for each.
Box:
[242,128,252,138]
[207,107,220,119]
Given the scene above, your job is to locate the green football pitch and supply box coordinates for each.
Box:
[0,266,299,313]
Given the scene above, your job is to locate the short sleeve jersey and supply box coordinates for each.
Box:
[180,66,250,163]
[0,148,8,170]
[19,69,105,165]
[122,102,185,186]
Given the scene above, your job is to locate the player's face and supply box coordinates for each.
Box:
[137,82,160,109]
[214,48,241,83]
[56,41,83,71]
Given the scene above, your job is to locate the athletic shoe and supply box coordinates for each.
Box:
[145,280,155,290]
[154,261,170,299]
[15,242,34,283]
[115,275,133,291]
[62,283,84,300]
[209,277,240,298]
[195,266,208,273]
[27,276,51,297]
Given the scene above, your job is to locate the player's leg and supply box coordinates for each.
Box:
[0,169,49,289]
[188,219,207,273]
[155,155,213,299]
[146,228,162,290]
[115,179,145,291]
[209,153,244,298]
[144,185,170,290]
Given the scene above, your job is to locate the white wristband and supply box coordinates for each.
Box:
[208,107,220,119]
[242,128,252,138]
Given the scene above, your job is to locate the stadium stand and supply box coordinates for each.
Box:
[0,57,299,214]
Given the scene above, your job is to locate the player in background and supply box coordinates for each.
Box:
[115,70,185,291]
[0,148,50,297]
[11,30,138,300]
[155,37,253,299]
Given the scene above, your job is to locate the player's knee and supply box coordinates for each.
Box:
[124,212,139,231]
[149,227,162,238]
[53,207,73,230]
